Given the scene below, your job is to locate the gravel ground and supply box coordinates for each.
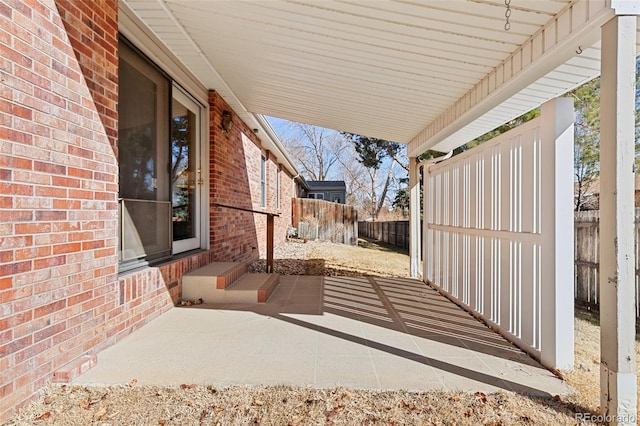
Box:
[4,238,638,425]
[248,238,410,277]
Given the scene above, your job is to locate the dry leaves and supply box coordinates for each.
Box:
[5,384,593,426]
[34,412,50,421]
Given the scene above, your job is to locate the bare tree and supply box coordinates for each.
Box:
[282,122,346,181]
[272,119,409,216]
[335,147,368,205]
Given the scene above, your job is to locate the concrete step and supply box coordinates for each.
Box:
[182,262,246,291]
[182,262,279,304]
[224,273,280,303]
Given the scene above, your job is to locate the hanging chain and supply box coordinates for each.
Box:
[504,0,512,31]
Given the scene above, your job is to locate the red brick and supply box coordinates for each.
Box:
[15,246,51,261]
[0,335,32,357]
[13,338,50,365]
[52,242,80,255]
[68,188,93,199]
[68,145,93,159]
[0,261,31,277]
[52,354,96,383]
[14,222,51,234]
[33,86,65,109]
[0,383,13,399]
[0,277,11,290]
[93,171,114,182]
[34,299,66,319]
[51,322,83,346]
[67,166,92,179]
[0,182,33,196]
[67,290,91,306]
[36,185,66,198]
[0,311,32,332]
[33,255,66,270]
[51,175,80,188]
[93,247,115,258]
[35,210,66,221]
[81,240,104,250]
[0,235,32,249]
[0,210,33,223]
[33,160,65,175]
[33,322,65,344]
[0,3,11,18]
[0,101,32,120]
[0,250,13,263]
[53,199,80,209]
[0,156,32,171]
[0,127,33,145]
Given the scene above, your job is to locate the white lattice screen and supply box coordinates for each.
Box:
[423,98,574,369]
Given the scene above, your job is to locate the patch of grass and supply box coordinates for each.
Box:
[357,237,409,254]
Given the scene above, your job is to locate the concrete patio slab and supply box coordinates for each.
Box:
[74,276,573,397]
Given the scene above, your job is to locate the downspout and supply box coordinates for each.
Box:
[416,150,453,170]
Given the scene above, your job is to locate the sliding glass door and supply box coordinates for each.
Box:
[171,88,201,253]
[118,41,171,262]
[118,38,204,265]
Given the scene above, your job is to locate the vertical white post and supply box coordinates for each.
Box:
[423,164,431,281]
[599,5,638,424]
[409,157,420,277]
[540,98,575,370]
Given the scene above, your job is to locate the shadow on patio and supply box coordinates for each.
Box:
[74,275,571,398]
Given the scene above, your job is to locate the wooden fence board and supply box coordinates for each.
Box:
[574,209,640,318]
[358,220,410,251]
[292,199,358,245]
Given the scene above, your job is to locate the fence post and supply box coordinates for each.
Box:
[267,214,274,273]
[598,13,638,420]
[539,97,574,370]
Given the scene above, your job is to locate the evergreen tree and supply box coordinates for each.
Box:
[392,177,410,217]
[341,133,406,220]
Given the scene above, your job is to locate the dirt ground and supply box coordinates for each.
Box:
[248,238,411,277]
[4,238,639,425]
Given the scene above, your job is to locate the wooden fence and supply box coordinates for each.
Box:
[291,198,358,245]
[574,209,640,318]
[358,221,410,251]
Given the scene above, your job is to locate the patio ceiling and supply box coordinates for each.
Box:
[121,1,634,155]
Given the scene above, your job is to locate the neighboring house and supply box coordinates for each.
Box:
[304,181,347,204]
[0,1,303,420]
[575,175,640,210]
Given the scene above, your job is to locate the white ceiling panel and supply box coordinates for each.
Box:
[121,0,635,155]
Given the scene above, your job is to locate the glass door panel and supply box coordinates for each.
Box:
[171,88,201,253]
[118,41,170,262]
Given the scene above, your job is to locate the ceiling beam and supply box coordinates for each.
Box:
[408,0,614,157]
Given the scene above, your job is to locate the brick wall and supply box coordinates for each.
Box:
[56,0,118,151]
[0,2,298,422]
[209,91,294,262]
[0,0,120,420]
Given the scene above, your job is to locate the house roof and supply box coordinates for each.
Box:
[120,1,639,156]
[306,181,347,191]
[580,174,640,195]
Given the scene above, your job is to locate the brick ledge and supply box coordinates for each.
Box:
[52,355,97,383]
